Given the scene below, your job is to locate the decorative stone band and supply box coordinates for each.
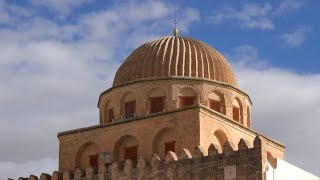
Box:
[16,136,264,180]
[97,76,252,107]
[57,104,284,150]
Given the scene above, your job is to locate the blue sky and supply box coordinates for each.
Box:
[0,0,319,179]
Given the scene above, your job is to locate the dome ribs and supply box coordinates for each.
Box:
[201,42,210,79]
[153,37,167,77]
[161,37,172,77]
[193,39,204,78]
[167,37,175,76]
[189,39,197,77]
[113,36,238,87]
[185,40,192,77]
[180,37,187,76]
[221,55,231,86]
[123,45,145,84]
[170,36,180,76]
[132,42,150,82]
[212,49,223,83]
[204,43,215,80]
[140,39,157,79]
[210,48,223,81]
[146,39,161,77]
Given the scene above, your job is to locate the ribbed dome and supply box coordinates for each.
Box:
[113,36,238,87]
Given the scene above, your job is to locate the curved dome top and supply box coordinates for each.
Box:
[113,36,238,87]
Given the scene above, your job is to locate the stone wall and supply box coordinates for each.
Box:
[98,78,252,127]
[16,136,263,180]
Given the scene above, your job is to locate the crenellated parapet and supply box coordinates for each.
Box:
[16,136,263,180]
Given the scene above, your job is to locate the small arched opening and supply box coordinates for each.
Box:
[232,98,243,123]
[121,92,136,119]
[75,142,101,170]
[147,87,166,113]
[178,87,197,108]
[104,101,114,124]
[208,91,225,114]
[213,130,228,151]
[113,135,139,163]
[152,128,176,159]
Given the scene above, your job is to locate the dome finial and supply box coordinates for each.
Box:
[173,18,178,37]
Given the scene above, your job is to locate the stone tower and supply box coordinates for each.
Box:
[57,35,285,176]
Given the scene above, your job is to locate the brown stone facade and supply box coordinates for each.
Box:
[98,77,252,127]
[18,136,264,180]
[58,105,284,172]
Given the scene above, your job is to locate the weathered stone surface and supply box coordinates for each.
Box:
[165,151,178,163]
[151,154,161,166]
[28,175,38,180]
[86,166,98,178]
[39,173,51,180]
[179,148,192,159]
[194,146,205,158]
[74,168,85,180]
[208,143,220,156]
[238,138,249,150]
[52,171,63,180]
[63,171,73,180]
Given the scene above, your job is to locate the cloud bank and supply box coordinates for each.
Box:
[0,0,319,179]
[228,46,320,176]
[0,1,199,179]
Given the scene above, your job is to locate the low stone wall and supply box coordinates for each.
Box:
[16,136,263,180]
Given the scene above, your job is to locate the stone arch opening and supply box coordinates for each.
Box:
[213,130,228,151]
[147,87,166,113]
[152,128,176,159]
[208,91,225,114]
[178,87,197,108]
[232,98,243,123]
[113,135,139,163]
[75,142,100,170]
[104,100,114,124]
[120,92,136,119]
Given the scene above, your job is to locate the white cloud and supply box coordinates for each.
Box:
[0,1,199,179]
[274,0,304,15]
[211,3,274,30]
[211,0,304,31]
[29,0,93,17]
[228,45,320,176]
[281,26,311,47]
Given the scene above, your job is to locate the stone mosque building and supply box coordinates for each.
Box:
[16,29,319,180]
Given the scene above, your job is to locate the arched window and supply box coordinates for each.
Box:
[113,135,139,162]
[232,98,243,123]
[149,97,165,113]
[208,92,225,114]
[76,142,100,170]
[179,88,197,108]
[179,96,195,107]
[152,128,176,159]
[164,141,176,156]
[125,101,136,119]
[107,108,114,123]
[147,88,166,114]
[121,92,136,119]
[104,101,113,124]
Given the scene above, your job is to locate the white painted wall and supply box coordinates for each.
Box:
[265,159,319,180]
